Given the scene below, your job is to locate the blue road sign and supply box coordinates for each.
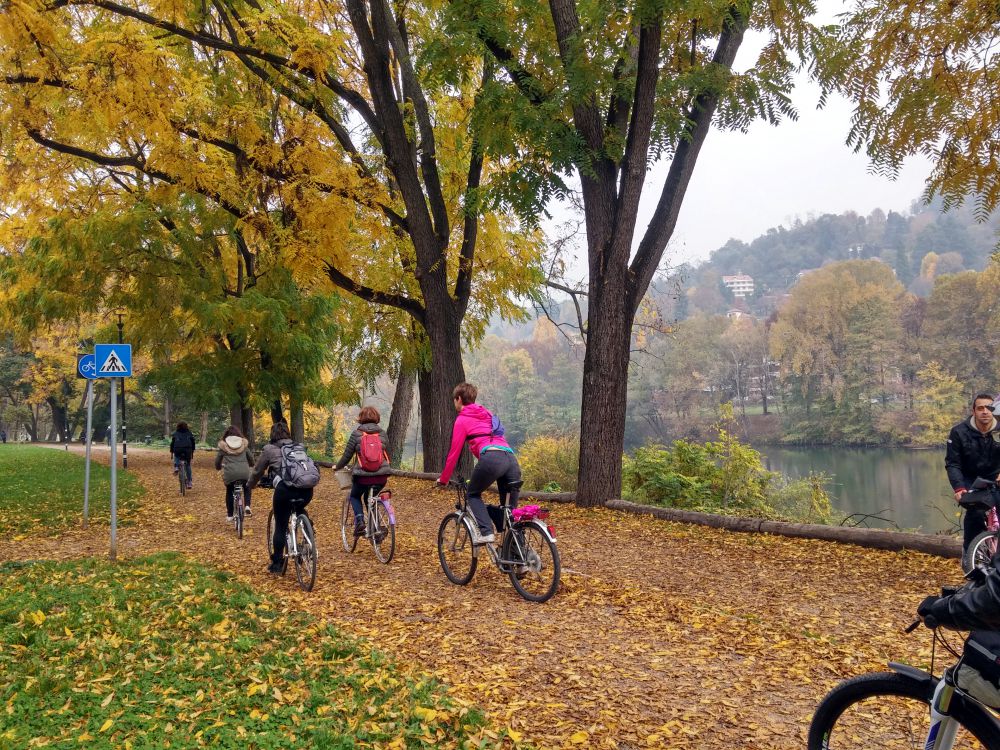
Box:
[94,344,132,377]
[77,353,98,380]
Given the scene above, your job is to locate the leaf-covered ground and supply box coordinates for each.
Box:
[2,446,962,749]
[0,553,491,749]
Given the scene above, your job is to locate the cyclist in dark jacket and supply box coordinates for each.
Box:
[946,393,1000,551]
[921,569,1000,631]
[333,406,391,538]
[170,422,196,490]
[248,422,313,575]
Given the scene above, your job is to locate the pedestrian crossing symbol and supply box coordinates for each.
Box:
[94,344,132,378]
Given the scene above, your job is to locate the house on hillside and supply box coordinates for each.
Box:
[722,273,754,298]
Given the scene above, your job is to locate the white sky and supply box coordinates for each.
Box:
[546,1,934,280]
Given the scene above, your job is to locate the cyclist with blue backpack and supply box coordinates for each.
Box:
[334,406,391,538]
[437,382,520,544]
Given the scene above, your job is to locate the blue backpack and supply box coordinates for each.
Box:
[466,411,505,442]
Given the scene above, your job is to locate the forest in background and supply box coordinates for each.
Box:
[3,195,994,454]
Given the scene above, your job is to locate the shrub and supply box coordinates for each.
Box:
[518,435,579,491]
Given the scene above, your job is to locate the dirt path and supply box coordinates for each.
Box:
[7,447,960,749]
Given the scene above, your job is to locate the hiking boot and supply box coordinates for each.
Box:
[266,562,284,575]
[354,519,366,538]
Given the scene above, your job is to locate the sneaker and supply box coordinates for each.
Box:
[266,562,284,575]
[172,468,178,475]
[186,483,193,490]
[244,507,252,517]
[353,519,366,538]
[477,532,496,544]
[226,515,234,522]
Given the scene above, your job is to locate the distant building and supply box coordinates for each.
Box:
[722,273,754,298]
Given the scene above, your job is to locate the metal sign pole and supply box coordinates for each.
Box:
[109,377,117,561]
[83,379,94,528]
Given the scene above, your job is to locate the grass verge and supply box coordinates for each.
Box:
[0,553,497,749]
[0,445,144,537]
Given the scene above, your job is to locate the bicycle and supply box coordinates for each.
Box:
[437,478,560,603]
[961,479,1000,574]
[177,457,191,496]
[232,482,246,540]
[340,485,396,564]
[266,501,318,591]
[807,585,1000,749]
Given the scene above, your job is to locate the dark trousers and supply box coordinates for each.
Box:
[225,480,251,516]
[962,475,990,551]
[467,449,521,535]
[349,478,385,520]
[270,483,313,565]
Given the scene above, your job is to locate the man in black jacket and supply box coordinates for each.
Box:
[946,392,1000,552]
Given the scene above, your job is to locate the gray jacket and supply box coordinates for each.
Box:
[334,423,391,477]
[248,438,292,489]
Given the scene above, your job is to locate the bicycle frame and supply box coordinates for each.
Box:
[451,481,556,566]
[361,486,395,536]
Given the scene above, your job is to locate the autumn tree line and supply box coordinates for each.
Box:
[1,0,999,505]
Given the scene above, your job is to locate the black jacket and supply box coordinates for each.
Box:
[170,428,196,460]
[945,418,1000,491]
[932,573,1000,631]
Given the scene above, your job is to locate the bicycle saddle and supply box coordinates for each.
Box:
[506,480,524,490]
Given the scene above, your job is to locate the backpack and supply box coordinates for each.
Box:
[173,431,195,456]
[466,411,505,442]
[279,442,321,489]
[357,431,386,472]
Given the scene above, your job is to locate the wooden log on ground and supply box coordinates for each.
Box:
[388,470,961,558]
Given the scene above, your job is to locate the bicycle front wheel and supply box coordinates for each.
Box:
[371,500,395,564]
[437,513,477,585]
[294,515,317,592]
[505,522,560,603]
[963,530,999,574]
[340,497,359,553]
[807,671,998,749]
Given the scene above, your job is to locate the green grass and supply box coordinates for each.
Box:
[0,445,144,537]
[0,553,495,749]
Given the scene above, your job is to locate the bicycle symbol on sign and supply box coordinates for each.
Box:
[81,359,96,375]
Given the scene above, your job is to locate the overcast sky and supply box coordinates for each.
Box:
[546,2,935,281]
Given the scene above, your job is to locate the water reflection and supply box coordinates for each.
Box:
[759,446,959,534]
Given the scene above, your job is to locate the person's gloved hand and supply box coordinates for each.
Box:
[918,594,955,629]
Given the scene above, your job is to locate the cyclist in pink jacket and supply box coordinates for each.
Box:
[437,382,521,543]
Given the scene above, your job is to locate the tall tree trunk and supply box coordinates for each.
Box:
[289,396,305,443]
[576,276,635,506]
[386,367,415,467]
[418,311,466,472]
[200,411,209,444]
[46,397,67,442]
[271,398,284,425]
[164,395,172,438]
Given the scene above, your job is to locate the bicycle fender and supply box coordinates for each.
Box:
[520,519,556,543]
[380,499,396,525]
[888,662,936,686]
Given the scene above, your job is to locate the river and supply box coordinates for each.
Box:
[759,445,959,534]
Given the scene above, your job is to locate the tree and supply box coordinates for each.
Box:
[444,0,816,504]
[910,362,966,448]
[0,0,543,468]
[818,0,1000,218]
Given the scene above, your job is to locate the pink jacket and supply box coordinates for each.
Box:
[438,403,512,484]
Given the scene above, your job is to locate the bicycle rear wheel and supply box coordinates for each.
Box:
[340,497,359,553]
[807,672,998,749]
[437,513,477,585]
[178,467,186,496]
[963,530,999,574]
[371,500,395,564]
[505,522,560,603]
[294,515,317,592]
[234,487,244,540]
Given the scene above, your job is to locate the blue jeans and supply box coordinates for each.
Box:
[349,478,385,519]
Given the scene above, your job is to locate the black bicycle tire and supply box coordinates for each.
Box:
[294,515,318,592]
[807,671,1000,749]
[235,487,244,540]
[506,521,560,603]
[371,500,395,564]
[178,465,186,496]
[437,513,477,585]
[963,530,999,575]
[340,497,359,553]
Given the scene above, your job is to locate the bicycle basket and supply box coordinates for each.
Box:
[956,630,1000,708]
[335,468,353,490]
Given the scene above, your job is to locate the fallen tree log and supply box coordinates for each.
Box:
[388,470,962,558]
